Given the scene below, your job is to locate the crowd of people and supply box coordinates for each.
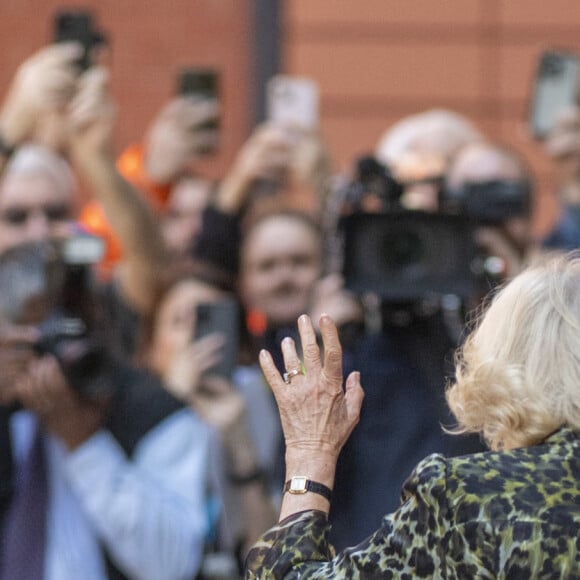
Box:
[0,31,579,580]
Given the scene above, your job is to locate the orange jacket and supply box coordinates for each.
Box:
[78,143,172,276]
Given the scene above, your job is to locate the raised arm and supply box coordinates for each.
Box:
[258,313,364,520]
[67,67,167,315]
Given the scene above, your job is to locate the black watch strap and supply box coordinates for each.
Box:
[284,476,332,502]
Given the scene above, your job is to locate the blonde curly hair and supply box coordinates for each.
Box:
[446,252,580,451]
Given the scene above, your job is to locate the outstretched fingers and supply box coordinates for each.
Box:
[259,348,284,397]
[318,314,343,387]
[297,314,321,376]
[281,335,302,376]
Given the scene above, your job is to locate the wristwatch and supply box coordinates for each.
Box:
[284,476,332,502]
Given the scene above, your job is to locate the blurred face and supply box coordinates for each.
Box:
[0,173,72,255]
[392,150,446,212]
[162,177,212,258]
[239,215,322,328]
[149,278,223,376]
[447,145,532,266]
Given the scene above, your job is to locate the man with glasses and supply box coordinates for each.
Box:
[0,41,212,580]
[0,144,73,255]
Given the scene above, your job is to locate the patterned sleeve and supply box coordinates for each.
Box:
[244,454,451,579]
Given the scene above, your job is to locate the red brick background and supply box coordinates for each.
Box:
[0,0,252,181]
[1,2,579,235]
[282,0,580,235]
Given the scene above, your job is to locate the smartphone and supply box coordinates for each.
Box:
[177,67,220,153]
[53,9,102,71]
[267,75,319,129]
[194,298,239,379]
[529,50,580,139]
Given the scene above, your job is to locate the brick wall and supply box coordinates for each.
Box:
[282,0,580,235]
[0,0,253,181]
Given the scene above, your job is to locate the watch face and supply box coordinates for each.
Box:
[289,476,308,493]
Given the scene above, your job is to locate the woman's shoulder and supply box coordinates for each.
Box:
[445,426,580,487]
[402,431,570,500]
[407,428,580,523]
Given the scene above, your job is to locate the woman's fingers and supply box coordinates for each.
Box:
[259,349,285,403]
[318,314,343,386]
[262,314,344,392]
[281,334,302,377]
[297,314,321,376]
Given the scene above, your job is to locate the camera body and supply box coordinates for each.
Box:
[34,234,118,401]
[34,310,116,401]
[342,210,480,302]
[339,156,530,303]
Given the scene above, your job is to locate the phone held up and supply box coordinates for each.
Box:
[177,67,220,155]
[529,50,580,140]
[194,298,239,380]
[266,75,319,130]
[53,9,107,71]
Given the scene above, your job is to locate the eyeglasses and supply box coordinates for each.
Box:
[0,204,71,226]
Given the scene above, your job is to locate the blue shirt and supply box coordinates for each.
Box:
[10,407,212,580]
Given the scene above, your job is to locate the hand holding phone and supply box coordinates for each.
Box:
[529,50,580,140]
[177,67,220,154]
[267,75,319,130]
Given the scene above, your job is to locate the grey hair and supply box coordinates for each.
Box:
[376,109,483,167]
[2,144,76,198]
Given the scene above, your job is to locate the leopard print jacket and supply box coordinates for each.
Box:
[245,427,580,579]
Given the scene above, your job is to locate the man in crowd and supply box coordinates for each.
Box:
[0,43,215,580]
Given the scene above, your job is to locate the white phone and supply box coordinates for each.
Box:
[267,75,319,129]
[529,50,579,139]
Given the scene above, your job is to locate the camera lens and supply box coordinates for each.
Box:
[380,230,424,270]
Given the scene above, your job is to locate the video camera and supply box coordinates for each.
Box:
[339,156,531,303]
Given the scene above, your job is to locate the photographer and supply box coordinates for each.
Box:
[445,141,535,281]
[0,241,212,580]
[0,42,214,579]
[0,40,168,325]
[326,140,535,549]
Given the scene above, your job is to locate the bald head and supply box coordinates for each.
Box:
[446,142,530,190]
[376,109,483,169]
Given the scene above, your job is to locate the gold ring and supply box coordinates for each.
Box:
[283,368,303,384]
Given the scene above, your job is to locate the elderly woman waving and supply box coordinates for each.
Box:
[246,253,580,578]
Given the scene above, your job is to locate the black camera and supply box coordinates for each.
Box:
[442,180,531,225]
[33,234,119,401]
[339,156,530,303]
